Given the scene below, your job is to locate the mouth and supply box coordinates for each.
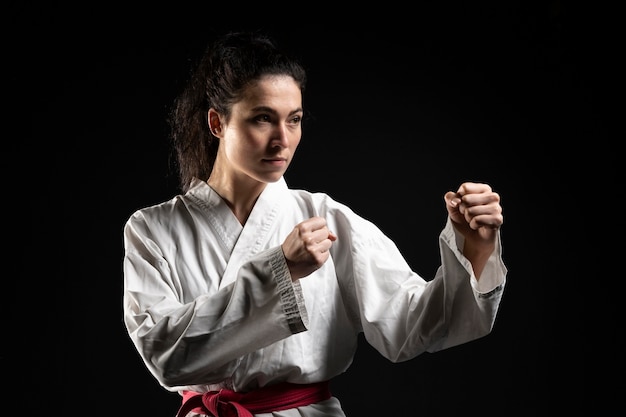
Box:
[263,157,287,164]
[262,157,288,167]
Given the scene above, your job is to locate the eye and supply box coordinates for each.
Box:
[289,115,302,125]
[254,114,272,123]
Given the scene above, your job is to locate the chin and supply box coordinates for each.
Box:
[257,173,284,183]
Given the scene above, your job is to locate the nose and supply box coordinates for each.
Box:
[270,123,291,148]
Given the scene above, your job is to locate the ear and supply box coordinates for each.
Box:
[208,108,222,137]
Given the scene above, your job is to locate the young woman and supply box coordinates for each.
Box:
[123,31,507,417]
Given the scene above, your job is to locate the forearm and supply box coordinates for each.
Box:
[463,240,496,279]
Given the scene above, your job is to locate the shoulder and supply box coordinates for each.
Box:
[125,194,185,227]
[288,186,342,208]
[127,179,213,225]
[286,187,364,222]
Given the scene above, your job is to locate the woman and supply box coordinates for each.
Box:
[123,31,507,417]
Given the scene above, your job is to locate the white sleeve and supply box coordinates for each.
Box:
[123,216,307,389]
[329,210,507,363]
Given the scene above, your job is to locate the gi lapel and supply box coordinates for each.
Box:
[218,178,287,289]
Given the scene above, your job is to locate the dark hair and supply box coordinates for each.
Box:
[168,31,308,193]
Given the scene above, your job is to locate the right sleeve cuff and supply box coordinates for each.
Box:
[269,246,309,333]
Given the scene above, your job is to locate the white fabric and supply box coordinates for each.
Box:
[123,176,506,416]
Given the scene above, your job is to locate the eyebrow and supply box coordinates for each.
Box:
[251,105,303,116]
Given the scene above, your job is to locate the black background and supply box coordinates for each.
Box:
[6,2,617,415]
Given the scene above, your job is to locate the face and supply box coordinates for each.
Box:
[211,74,303,186]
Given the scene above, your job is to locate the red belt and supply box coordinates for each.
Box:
[177,380,331,417]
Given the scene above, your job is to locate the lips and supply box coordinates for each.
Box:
[263,156,287,163]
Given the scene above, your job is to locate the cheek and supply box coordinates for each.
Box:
[223,128,256,154]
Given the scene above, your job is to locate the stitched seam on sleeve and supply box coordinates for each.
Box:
[269,247,308,333]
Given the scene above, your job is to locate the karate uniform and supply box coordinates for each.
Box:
[123,177,507,416]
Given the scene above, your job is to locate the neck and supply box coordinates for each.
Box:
[207,174,267,225]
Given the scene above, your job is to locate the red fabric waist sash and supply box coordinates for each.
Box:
[176,380,332,417]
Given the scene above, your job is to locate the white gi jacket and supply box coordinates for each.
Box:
[123,176,507,416]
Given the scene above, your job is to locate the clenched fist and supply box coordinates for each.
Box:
[281,216,337,281]
[444,182,503,278]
